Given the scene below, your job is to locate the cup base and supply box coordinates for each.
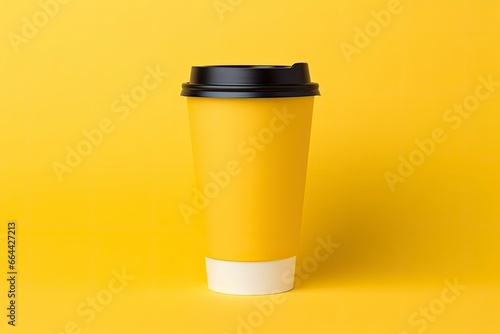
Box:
[205,256,296,295]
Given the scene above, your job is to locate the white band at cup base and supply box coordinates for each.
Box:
[205,256,296,296]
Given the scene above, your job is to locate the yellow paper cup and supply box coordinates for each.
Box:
[181,63,320,295]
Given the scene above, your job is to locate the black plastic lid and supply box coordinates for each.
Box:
[181,63,320,98]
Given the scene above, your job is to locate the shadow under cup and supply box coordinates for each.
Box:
[182,63,320,295]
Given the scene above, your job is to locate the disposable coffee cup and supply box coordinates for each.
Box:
[181,63,320,295]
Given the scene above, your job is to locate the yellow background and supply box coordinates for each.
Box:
[0,0,499,333]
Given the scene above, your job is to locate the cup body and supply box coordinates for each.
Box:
[188,96,313,259]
